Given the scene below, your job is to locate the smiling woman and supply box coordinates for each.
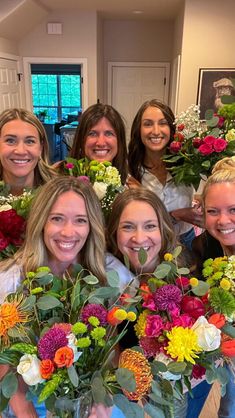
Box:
[0,108,56,195]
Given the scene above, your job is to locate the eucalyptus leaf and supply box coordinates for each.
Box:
[221,324,235,338]
[21,295,36,310]
[37,274,54,286]
[36,295,63,310]
[206,116,219,128]
[83,275,99,285]
[91,376,106,403]
[161,379,173,396]
[221,94,235,104]
[191,281,210,296]
[177,267,190,275]
[67,365,79,387]
[2,373,18,398]
[151,361,168,374]
[123,254,130,270]
[71,281,80,311]
[148,392,172,407]
[172,246,182,258]
[216,366,229,386]
[106,270,120,288]
[167,361,186,374]
[220,383,227,398]
[205,368,217,384]
[92,286,119,298]
[153,263,171,279]
[138,247,147,265]
[144,402,165,418]
[115,368,136,392]
[205,109,214,120]
[113,394,144,418]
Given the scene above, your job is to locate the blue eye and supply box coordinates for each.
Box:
[87,131,97,137]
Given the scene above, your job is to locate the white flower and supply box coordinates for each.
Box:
[0,204,12,212]
[17,354,44,386]
[93,182,108,200]
[191,316,221,351]
[226,129,235,142]
[154,352,181,381]
[67,333,82,362]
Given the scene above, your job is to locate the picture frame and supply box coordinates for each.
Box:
[196,68,235,119]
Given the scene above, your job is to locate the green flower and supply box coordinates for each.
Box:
[202,266,214,278]
[76,337,91,348]
[91,326,106,341]
[36,266,51,273]
[88,316,100,327]
[203,258,213,268]
[72,322,87,334]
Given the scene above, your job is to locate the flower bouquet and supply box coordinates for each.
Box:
[164,103,235,189]
[131,247,235,415]
[63,158,124,218]
[0,265,162,418]
[0,182,34,260]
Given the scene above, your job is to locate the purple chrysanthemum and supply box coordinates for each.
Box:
[140,336,160,359]
[38,327,68,360]
[81,303,107,326]
[153,284,182,312]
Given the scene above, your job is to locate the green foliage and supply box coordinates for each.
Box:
[209,287,235,316]
[1,372,18,398]
[115,368,136,392]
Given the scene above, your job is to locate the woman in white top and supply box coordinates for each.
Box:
[127,99,203,249]
[0,176,106,418]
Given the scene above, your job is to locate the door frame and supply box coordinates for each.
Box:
[107,61,170,105]
[0,52,24,107]
[23,56,88,112]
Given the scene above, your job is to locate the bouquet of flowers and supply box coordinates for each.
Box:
[164,103,235,189]
[63,158,124,218]
[0,265,162,418]
[0,182,35,260]
[131,247,235,412]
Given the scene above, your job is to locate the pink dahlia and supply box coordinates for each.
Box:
[153,284,182,312]
[145,314,164,337]
[81,303,107,326]
[38,327,68,360]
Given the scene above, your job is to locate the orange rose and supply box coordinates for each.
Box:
[107,307,122,326]
[40,359,55,379]
[208,313,226,329]
[221,338,235,357]
[139,284,151,302]
[54,346,74,368]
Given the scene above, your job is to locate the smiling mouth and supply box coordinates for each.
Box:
[93,149,110,155]
[56,241,77,250]
[131,246,150,252]
[10,159,31,164]
[148,137,164,144]
[219,229,235,235]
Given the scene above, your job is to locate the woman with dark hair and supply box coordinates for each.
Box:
[70,103,128,184]
[127,99,203,249]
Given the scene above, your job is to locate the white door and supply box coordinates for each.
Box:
[108,62,170,142]
[0,58,21,111]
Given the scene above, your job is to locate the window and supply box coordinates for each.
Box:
[31,64,82,123]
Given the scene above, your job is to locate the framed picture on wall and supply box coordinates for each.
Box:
[196,68,235,119]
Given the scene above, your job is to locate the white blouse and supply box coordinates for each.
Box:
[141,169,194,236]
[0,264,22,303]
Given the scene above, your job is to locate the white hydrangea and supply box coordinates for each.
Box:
[93,182,108,200]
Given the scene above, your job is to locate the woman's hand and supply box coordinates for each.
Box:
[89,404,112,418]
[9,376,38,418]
[170,206,204,228]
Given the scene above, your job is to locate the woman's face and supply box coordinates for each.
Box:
[84,117,118,162]
[0,119,42,187]
[44,190,90,272]
[117,200,162,273]
[140,106,171,154]
[205,182,235,252]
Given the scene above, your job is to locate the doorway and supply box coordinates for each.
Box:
[108,61,170,142]
[0,56,22,111]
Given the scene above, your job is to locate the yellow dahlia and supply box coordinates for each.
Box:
[165,326,202,364]
[134,310,148,338]
[119,349,153,401]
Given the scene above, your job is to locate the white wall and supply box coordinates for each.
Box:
[178,0,235,113]
[103,20,174,102]
[0,37,18,55]
[18,10,98,106]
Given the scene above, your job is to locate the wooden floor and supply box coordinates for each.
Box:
[199,382,220,418]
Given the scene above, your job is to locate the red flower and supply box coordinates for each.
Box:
[174,132,184,142]
[40,359,55,379]
[54,346,74,368]
[191,364,206,379]
[192,138,202,148]
[221,338,235,357]
[204,135,216,145]
[198,143,213,156]
[175,276,190,289]
[0,209,25,240]
[208,313,226,329]
[0,231,10,251]
[213,138,228,153]
[170,141,182,153]
[177,123,185,131]
[181,295,205,319]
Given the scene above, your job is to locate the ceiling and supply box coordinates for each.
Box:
[35,0,185,20]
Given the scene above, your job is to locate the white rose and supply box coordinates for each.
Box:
[191,316,221,351]
[0,204,12,212]
[67,333,82,362]
[155,352,181,381]
[93,182,108,200]
[17,354,44,386]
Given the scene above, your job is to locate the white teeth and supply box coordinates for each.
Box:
[149,137,162,144]
[132,246,150,251]
[11,159,30,164]
[219,229,235,235]
[94,150,109,155]
[57,241,75,249]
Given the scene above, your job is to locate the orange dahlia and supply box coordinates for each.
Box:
[118,349,153,401]
[0,296,31,345]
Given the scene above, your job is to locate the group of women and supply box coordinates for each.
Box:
[0,101,234,418]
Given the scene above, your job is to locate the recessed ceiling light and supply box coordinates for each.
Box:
[133,10,143,14]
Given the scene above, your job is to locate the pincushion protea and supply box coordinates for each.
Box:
[0,295,31,346]
[118,348,153,401]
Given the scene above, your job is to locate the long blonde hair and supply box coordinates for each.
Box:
[1,177,106,283]
[0,108,57,186]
